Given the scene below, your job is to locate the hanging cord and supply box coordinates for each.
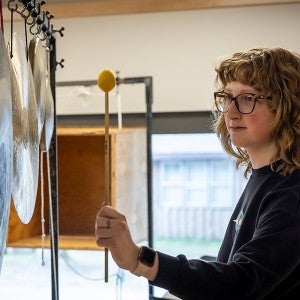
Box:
[40,152,46,266]
[10,5,13,58]
[0,0,3,33]
[8,0,19,59]
[24,18,28,60]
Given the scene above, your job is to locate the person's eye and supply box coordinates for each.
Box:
[223,94,231,101]
[241,95,254,102]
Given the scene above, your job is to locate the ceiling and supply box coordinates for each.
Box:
[2,0,300,20]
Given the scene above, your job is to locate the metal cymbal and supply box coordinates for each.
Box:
[28,36,46,143]
[40,72,54,152]
[28,36,54,152]
[0,30,13,271]
[8,32,39,224]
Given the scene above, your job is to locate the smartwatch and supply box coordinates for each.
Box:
[131,246,156,277]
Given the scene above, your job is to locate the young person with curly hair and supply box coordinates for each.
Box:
[95,47,300,299]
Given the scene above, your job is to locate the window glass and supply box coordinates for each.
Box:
[152,133,247,298]
[164,161,182,181]
[153,136,238,210]
[163,186,184,204]
[187,160,206,182]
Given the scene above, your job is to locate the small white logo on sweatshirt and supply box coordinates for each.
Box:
[233,210,244,230]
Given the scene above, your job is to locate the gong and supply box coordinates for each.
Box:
[0,30,13,271]
[28,36,54,152]
[8,32,39,224]
[40,73,54,152]
[28,36,46,143]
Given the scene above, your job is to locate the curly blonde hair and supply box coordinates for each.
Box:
[213,47,300,176]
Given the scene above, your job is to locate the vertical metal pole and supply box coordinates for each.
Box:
[145,77,153,249]
[49,35,59,300]
[145,77,154,299]
[115,76,154,298]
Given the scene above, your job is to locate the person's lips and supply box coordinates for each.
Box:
[228,124,246,132]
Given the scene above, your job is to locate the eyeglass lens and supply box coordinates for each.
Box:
[215,93,256,114]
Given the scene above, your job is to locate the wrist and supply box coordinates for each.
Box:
[143,251,158,281]
[130,246,157,277]
[128,245,140,272]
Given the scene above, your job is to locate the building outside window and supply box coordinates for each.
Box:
[151,133,247,298]
[152,133,247,257]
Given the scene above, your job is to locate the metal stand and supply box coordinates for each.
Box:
[48,34,59,300]
[7,1,64,299]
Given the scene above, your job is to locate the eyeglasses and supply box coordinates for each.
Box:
[214,91,272,114]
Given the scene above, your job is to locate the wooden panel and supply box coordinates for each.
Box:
[57,135,106,236]
[113,129,148,243]
[7,126,147,250]
[7,153,50,248]
[2,0,299,20]
[38,0,300,18]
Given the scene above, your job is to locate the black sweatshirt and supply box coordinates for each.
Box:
[150,165,300,299]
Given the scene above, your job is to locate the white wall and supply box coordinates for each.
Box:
[4,3,300,114]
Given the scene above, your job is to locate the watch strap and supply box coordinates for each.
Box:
[131,246,157,277]
[131,259,151,277]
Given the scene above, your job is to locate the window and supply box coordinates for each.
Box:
[152,133,247,241]
[152,133,247,298]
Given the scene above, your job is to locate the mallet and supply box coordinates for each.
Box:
[97,69,116,282]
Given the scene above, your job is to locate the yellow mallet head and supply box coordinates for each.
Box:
[97,69,116,92]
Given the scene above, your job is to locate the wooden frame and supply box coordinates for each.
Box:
[3,0,299,21]
[7,125,147,250]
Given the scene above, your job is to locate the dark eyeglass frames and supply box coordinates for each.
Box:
[214,91,272,114]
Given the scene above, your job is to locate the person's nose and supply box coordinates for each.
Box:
[226,100,241,118]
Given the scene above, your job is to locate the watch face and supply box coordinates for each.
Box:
[140,246,156,267]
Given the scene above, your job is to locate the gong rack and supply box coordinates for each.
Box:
[7,1,64,299]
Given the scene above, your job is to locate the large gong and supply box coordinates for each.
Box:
[28,36,54,152]
[41,72,54,152]
[8,32,39,224]
[28,36,46,143]
[0,30,13,271]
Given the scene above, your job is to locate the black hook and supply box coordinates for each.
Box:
[54,26,65,37]
[44,10,54,37]
[29,0,41,35]
[25,1,35,12]
[45,10,54,20]
[10,1,35,26]
[56,58,65,69]
[35,9,45,25]
[8,0,18,12]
